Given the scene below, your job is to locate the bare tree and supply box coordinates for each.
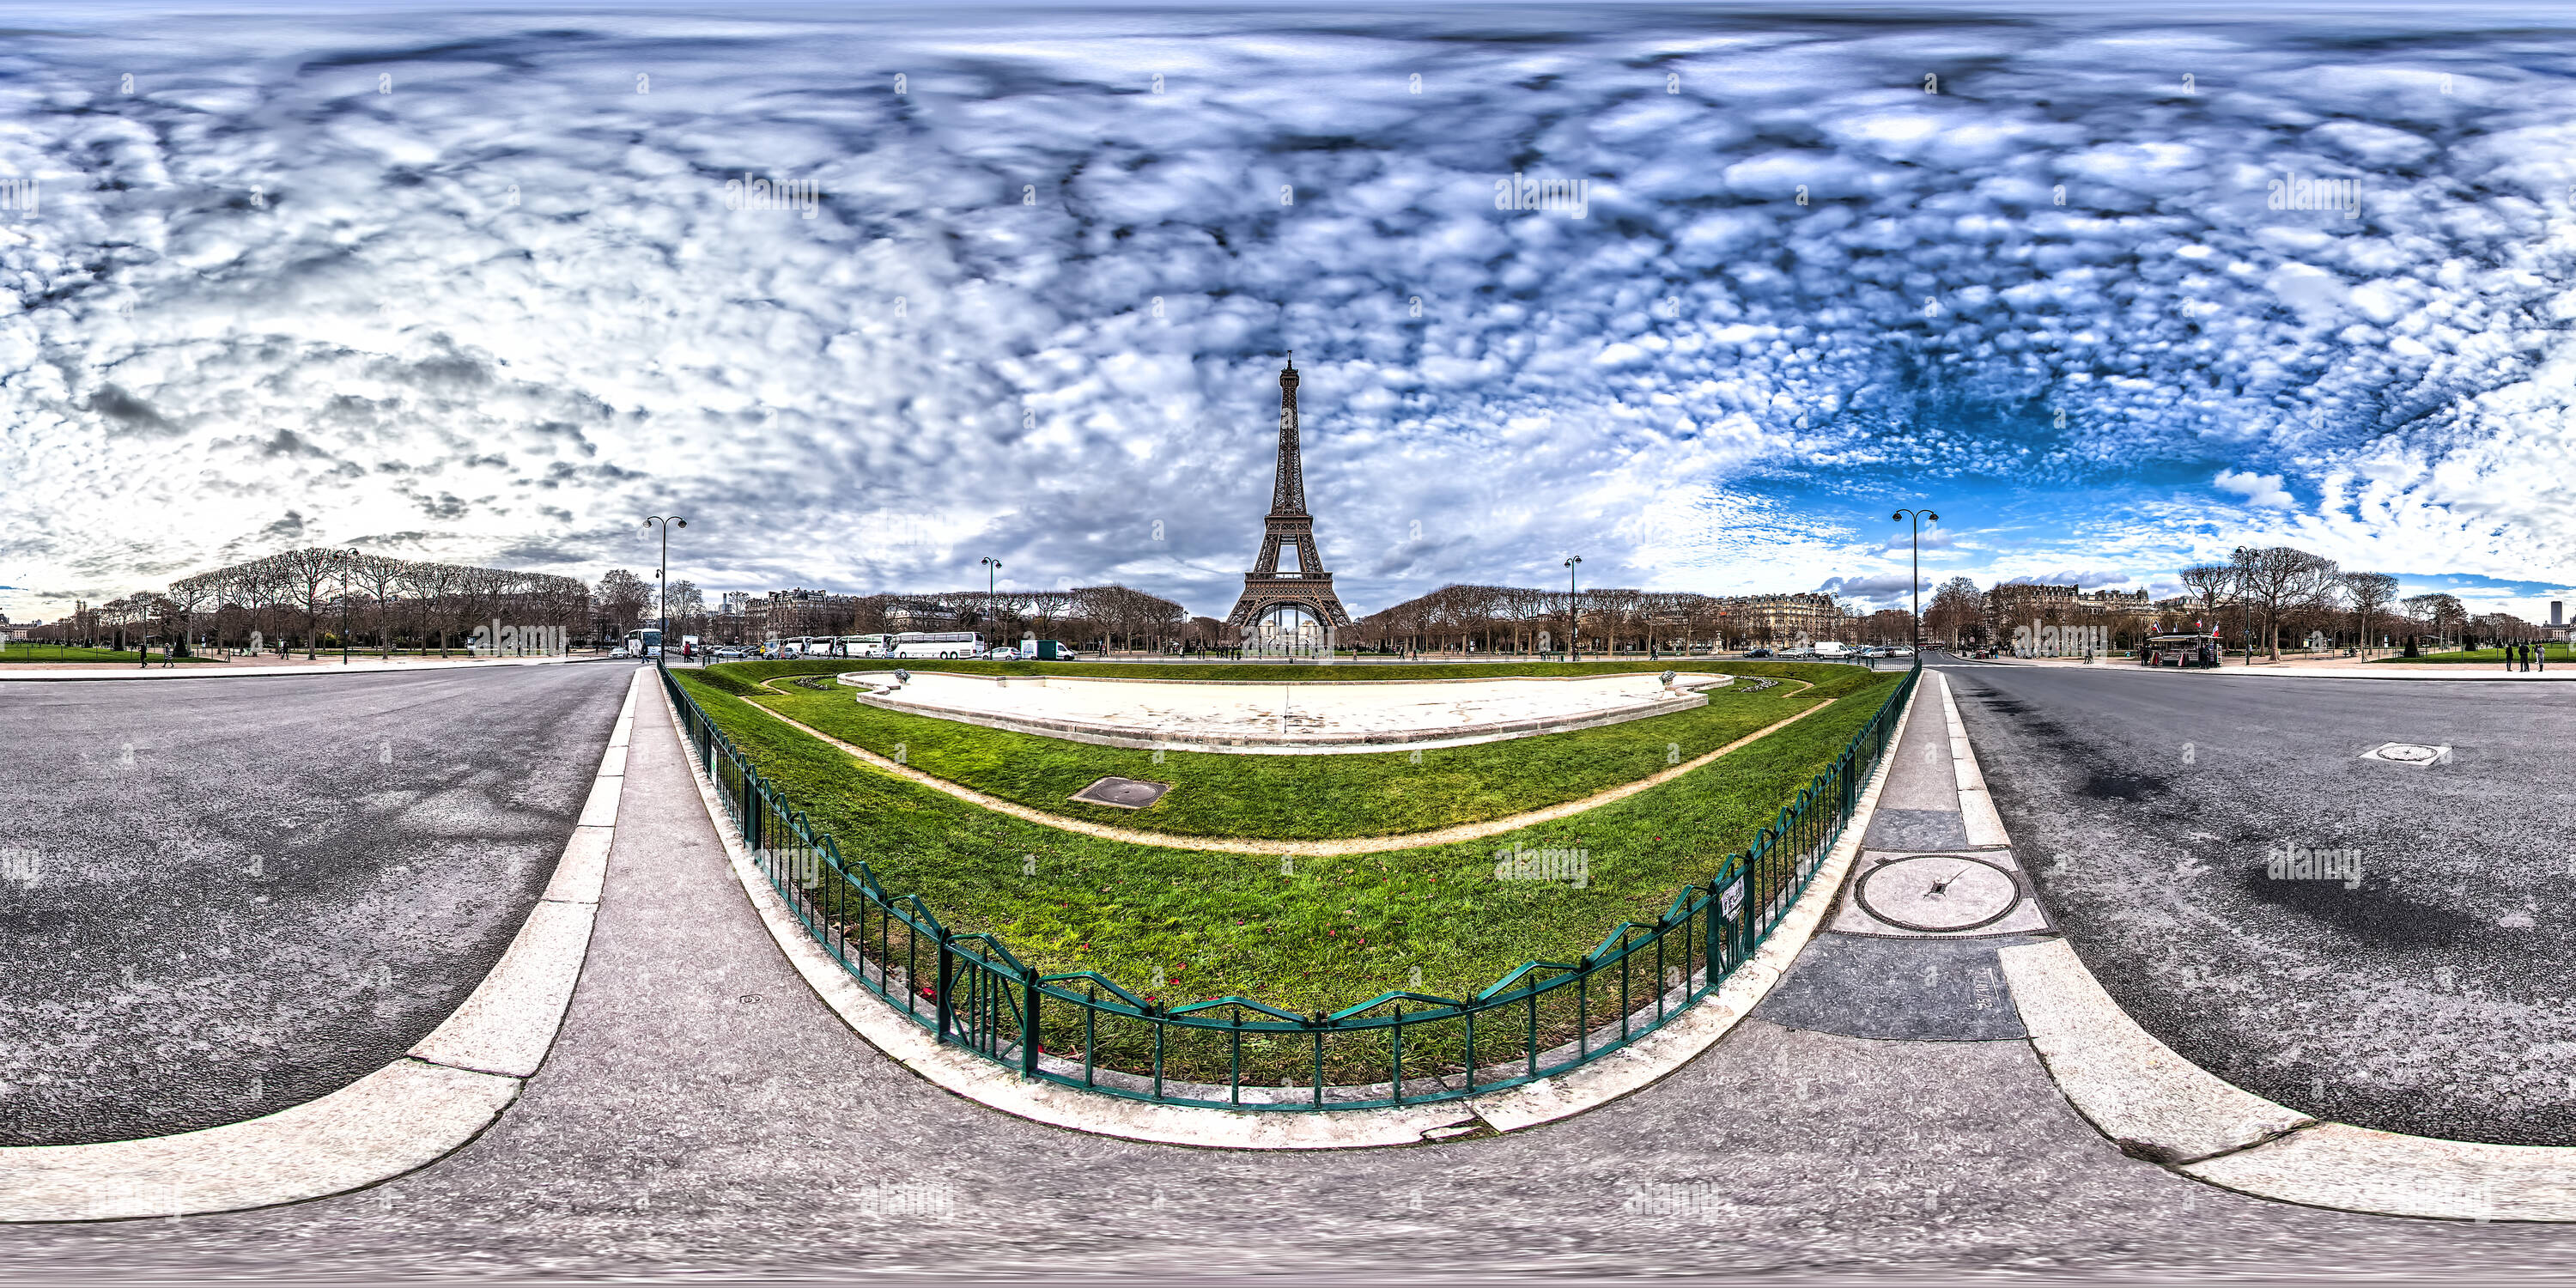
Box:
[270,548,343,659]
[1925,576,1984,649]
[595,569,652,639]
[2228,546,2339,662]
[2178,563,2233,631]
[165,574,216,657]
[2340,572,2398,659]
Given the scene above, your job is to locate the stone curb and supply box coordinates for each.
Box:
[1939,665,2576,1220]
[0,656,605,681]
[0,671,640,1222]
[734,673,1832,858]
[665,666,1918,1149]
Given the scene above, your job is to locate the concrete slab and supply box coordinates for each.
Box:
[1938,673,2012,848]
[574,773,623,829]
[1862,806,1972,852]
[539,827,613,906]
[2186,1123,2576,1221]
[1754,931,2039,1041]
[407,900,600,1079]
[2000,939,2315,1164]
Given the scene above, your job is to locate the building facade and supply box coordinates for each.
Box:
[1710,592,1844,644]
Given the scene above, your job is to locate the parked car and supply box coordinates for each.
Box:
[1743,647,1771,658]
[985,647,1021,660]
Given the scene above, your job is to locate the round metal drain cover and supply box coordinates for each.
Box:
[2366,743,2441,763]
[1856,854,2021,933]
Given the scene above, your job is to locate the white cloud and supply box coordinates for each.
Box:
[3,7,2574,621]
[2215,470,2296,510]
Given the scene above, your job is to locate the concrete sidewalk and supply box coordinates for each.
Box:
[7,671,2575,1276]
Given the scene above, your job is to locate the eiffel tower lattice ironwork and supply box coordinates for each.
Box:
[1225,355,1352,632]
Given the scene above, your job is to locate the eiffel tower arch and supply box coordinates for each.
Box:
[1225,355,1352,655]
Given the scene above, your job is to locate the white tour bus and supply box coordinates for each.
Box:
[889,631,982,659]
[622,628,663,658]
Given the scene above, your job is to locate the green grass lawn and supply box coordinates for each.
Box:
[669,661,1906,1033]
[2367,644,2573,665]
[696,660,1888,842]
[0,645,221,664]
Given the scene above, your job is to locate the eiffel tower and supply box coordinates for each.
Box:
[1225,354,1352,638]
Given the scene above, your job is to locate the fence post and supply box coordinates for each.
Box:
[1021,968,1041,1078]
[935,931,956,1046]
[1704,877,1723,975]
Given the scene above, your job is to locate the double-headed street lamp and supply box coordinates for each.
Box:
[981,556,1002,595]
[1892,509,1938,654]
[643,516,686,659]
[1564,555,1583,663]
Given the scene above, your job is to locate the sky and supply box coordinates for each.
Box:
[5,3,2576,625]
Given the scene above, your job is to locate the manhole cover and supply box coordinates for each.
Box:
[2360,742,2449,766]
[1856,855,2021,933]
[1070,776,1172,810]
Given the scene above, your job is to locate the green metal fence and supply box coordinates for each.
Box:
[661,659,1919,1110]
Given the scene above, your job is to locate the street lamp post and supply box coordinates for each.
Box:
[341,548,359,665]
[1564,555,1583,663]
[1892,509,1938,654]
[643,516,687,662]
[981,556,1004,656]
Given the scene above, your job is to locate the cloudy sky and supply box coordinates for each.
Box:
[6,1,2576,624]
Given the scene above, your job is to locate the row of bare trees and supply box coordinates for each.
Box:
[1917,556,2432,659]
[1346,586,1895,654]
[2170,547,2543,659]
[39,550,601,659]
[2169,548,2400,660]
[678,585,1195,654]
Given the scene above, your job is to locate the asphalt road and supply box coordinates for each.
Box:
[1932,653,2576,1145]
[9,683,2576,1282]
[0,662,634,1145]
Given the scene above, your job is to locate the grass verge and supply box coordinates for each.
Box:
[2366,645,2573,665]
[670,661,1903,1023]
[0,646,222,664]
[711,661,1884,841]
